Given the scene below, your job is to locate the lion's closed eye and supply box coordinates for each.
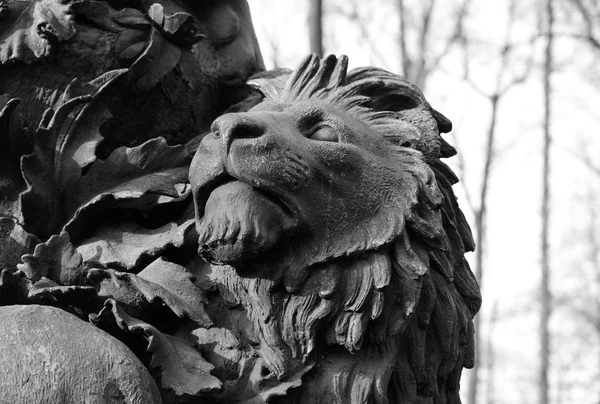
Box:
[308,126,338,142]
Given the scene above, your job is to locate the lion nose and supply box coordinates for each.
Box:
[212,114,266,150]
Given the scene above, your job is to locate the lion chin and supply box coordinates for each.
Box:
[196,180,296,268]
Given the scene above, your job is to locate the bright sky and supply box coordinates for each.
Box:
[249,1,600,403]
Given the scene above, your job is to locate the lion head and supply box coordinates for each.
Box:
[190,55,480,403]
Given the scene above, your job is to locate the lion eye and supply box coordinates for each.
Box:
[308,126,338,142]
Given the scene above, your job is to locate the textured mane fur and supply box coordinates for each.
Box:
[217,55,481,403]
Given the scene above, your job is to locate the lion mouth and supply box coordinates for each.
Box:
[195,178,296,265]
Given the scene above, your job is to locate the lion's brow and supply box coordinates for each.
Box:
[294,107,326,130]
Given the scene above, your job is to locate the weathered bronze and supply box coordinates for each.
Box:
[0,2,480,403]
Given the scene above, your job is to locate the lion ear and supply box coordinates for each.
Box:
[431,109,457,157]
[221,68,293,115]
[247,68,292,100]
[432,109,452,133]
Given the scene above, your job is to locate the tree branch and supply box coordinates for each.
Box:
[429,0,474,71]
[571,0,600,50]
[398,0,412,79]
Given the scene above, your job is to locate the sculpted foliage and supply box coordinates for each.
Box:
[0,0,264,243]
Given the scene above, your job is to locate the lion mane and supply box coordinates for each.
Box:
[198,55,481,404]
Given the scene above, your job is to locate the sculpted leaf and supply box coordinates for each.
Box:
[93,299,221,397]
[0,217,38,274]
[69,136,190,206]
[63,137,191,239]
[210,356,312,404]
[19,70,127,239]
[17,231,84,285]
[1,231,98,310]
[177,49,205,93]
[0,0,75,64]
[114,27,149,62]
[125,19,204,93]
[127,27,181,92]
[69,1,150,62]
[87,260,212,326]
[75,219,194,272]
[111,8,150,28]
[137,257,207,314]
[70,1,149,33]
[70,3,204,92]
[55,70,129,189]
[20,98,88,238]
[0,96,26,200]
[148,3,204,45]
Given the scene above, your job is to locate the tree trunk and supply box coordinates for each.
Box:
[540,0,554,402]
[586,189,600,403]
[486,301,499,404]
[468,93,499,404]
[397,0,411,80]
[308,0,324,56]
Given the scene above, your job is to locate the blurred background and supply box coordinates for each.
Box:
[248,1,600,403]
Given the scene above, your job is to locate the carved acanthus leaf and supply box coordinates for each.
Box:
[0,0,75,64]
[127,26,181,92]
[75,219,194,272]
[215,357,312,404]
[0,96,27,200]
[19,70,127,239]
[114,27,149,62]
[69,137,190,212]
[87,264,212,327]
[148,3,204,45]
[93,299,221,397]
[63,137,191,239]
[17,231,85,285]
[71,1,205,92]
[126,25,207,93]
[68,1,151,63]
[70,1,149,34]
[55,70,129,192]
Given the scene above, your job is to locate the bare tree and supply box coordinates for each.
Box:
[540,0,554,402]
[309,0,324,56]
[452,1,535,403]
[333,0,472,90]
[569,0,600,50]
[556,147,600,402]
[583,188,600,402]
[486,301,500,404]
[396,0,472,90]
[329,2,388,67]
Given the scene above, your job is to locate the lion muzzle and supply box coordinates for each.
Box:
[191,112,306,272]
[196,180,295,266]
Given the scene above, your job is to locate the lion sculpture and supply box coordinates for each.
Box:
[188,54,481,403]
[0,54,480,404]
